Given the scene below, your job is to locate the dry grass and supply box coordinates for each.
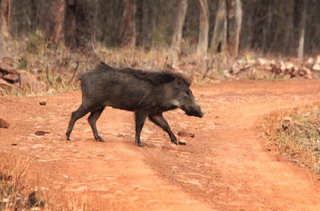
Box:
[0,154,45,210]
[263,103,320,175]
[2,32,268,97]
[64,195,88,211]
[0,154,94,211]
[1,32,291,97]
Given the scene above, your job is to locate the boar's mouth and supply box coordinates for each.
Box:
[183,106,204,118]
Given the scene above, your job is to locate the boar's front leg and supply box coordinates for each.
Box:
[134,110,148,147]
[148,113,178,145]
[66,104,92,140]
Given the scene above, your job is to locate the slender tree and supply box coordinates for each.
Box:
[119,0,137,48]
[142,0,149,47]
[261,0,273,53]
[74,0,98,51]
[298,0,308,57]
[226,0,242,56]
[283,1,294,55]
[0,0,10,52]
[210,0,227,53]
[38,0,65,44]
[169,0,188,63]
[241,0,254,51]
[52,0,65,45]
[196,0,210,57]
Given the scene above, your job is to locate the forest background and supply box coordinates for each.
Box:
[0,0,320,89]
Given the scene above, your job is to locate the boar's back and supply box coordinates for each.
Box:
[97,62,190,87]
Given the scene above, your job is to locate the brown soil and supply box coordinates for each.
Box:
[1,80,320,210]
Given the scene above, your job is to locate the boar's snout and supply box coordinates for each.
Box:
[184,105,204,118]
[194,110,204,118]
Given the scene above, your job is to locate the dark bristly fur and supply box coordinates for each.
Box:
[94,62,191,86]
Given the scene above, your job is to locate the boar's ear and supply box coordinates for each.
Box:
[162,73,176,83]
[152,73,176,85]
[174,76,183,88]
[173,75,190,88]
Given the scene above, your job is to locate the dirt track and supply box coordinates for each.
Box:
[1,80,320,210]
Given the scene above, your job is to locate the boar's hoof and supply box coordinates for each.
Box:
[96,136,106,142]
[137,142,144,147]
[178,139,187,145]
[171,139,178,145]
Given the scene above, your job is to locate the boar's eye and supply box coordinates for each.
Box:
[185,90,192,96]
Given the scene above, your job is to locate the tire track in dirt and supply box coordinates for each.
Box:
[1,80,320,210]
[142,80,320,211]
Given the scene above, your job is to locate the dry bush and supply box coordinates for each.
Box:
[0,154,45,210]
[0,153,92,210]
[263,103,320,175]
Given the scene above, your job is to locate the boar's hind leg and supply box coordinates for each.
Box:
[88,106,106,142]
[66,104,92,140]
[148,113,178,145]
[134,110,148,147]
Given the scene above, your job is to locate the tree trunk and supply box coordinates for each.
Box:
[241,9,252,50]
[38,0,65,44]
[119,0,137,48]
[169,0,188,63]
[64,0,98,51]
[298,0,307,58]
[0,0,10,52]
[210,0,227,53]
[52,0,65,45]
[65,0,77,48]
[285,4,294,55]
[142,0,149,47]
[76,0,98,51]
[151,2,158,47]
[226,0,242,56]
[196,0,209,57]
[261,1,273,53]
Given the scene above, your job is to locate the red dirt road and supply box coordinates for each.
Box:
[1,80,320,210]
